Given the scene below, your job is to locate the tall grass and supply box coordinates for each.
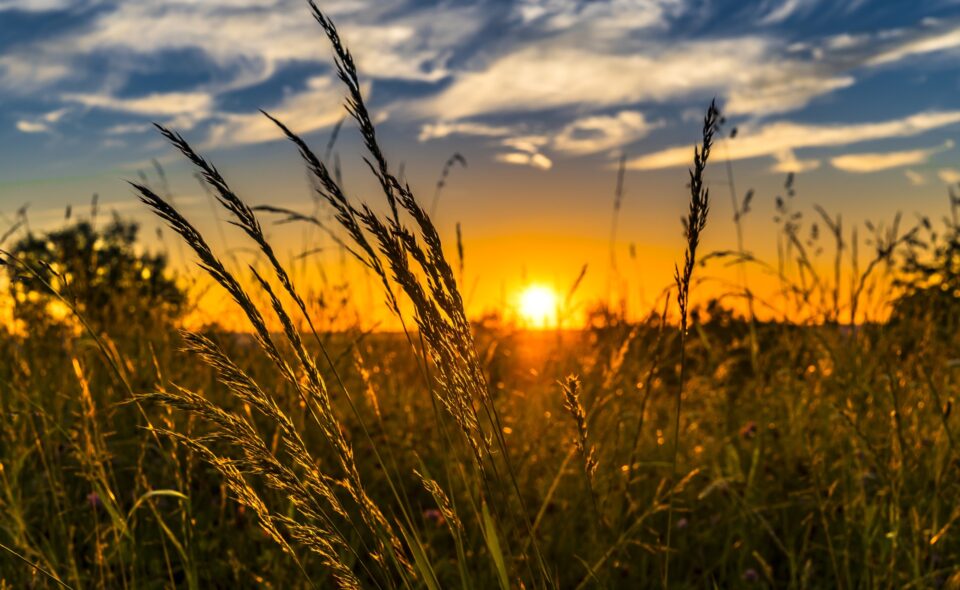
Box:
[127,2,556,586]
[664,99,719,587]
[2,2,960,589]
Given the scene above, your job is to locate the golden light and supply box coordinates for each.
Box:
[518,284,558,328]
[47,300,71,322]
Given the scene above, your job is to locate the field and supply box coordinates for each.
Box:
[2,4,960,589]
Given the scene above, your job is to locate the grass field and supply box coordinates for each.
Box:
[2,3,960,589]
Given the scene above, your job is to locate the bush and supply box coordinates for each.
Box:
[6,216,185,334]
[892,193,960,339]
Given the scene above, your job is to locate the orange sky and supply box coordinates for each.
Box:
[1,142,935,333]
[3,0,958,330]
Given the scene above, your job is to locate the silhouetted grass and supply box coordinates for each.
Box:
[2,2,960,589]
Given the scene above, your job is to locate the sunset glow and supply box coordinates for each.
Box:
[518,284,558,328]
[3,1,960,587]
[0,0,956,327]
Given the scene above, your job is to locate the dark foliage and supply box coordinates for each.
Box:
[7,216,185,332]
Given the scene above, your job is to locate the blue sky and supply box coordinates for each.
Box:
[2,0,960,317]
[3,0,959,176]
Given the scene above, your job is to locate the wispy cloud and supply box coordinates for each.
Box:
[867,25,960,66]
[725,75,853,117]
[830,141,953,173]
[1,0,958,171]
[0,54,71,92]
[939,168,960,184]
[205,76,350,147]
[905,169,927,186]
[63,92,214,118]
[0,0,72,11]
[420,110,662,162]
[495,151,553,170]
[772,149,820,173]
[495,134,552,170]
[758,0,811,25]
[553,111,662,155]
[502,135,550,153]
[416,11,960,127]
[104,123,153,135]
[14,108,70,134]
[628,111,960,170]
[1,0,477,142]
[515,0,683,32]
[418,121,515,142]
[63,0,472,88]
[420,37,849,120]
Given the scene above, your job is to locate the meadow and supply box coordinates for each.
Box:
[2,3,960,589]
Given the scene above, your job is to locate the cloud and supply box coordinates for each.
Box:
[627,110,960,170]
[905,169,927,186]
[0,1,477,136]
[422,110,662,165]
[16,120,50,133]
[420,37,848,120]
[63,91,214,118]
[758,0,811,25]
[432,37,872,123]
[0,54,71,92]
[495,152,553,170]
[502,135,549,153]
[553,111,662,155]
[56,77,347,147]
[823,33,869,51]
[5,0,960,160]
[14,108,70,134]
[0,0,483,149]
[830,141,953,173]
[418,121,514,142]
[725,75,853,117]
[205,76,348,147]
[65,0,473,89]
[0,0,72,11]
[414,14,960,127]
[494,133,552,170]
[867,25,960,66]
[516,0,683,33]
[105,123,153,135]
[772,149,820,173]
[939,168,960,184]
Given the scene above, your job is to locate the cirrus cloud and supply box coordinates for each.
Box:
[830,140,954,173]
[2,0,960,176]
[939,168,960,184]
[553,111,663,155]
[419,37,850,120]
[627,111,960,170]
[205,76,351,147]
[63,91,215,118]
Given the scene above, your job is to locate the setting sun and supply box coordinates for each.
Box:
[518,285,558,328]
[3,0,957,586]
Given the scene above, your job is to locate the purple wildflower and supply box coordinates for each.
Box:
[86,491,102,510]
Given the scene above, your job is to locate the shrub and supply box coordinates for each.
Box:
[6,216,185,333]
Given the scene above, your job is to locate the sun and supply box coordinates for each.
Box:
[518,285,558,328]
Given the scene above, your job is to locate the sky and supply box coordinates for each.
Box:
[2,0,960,325]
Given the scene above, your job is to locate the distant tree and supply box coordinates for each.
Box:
[5,215,186,333]
[891,189,960,339]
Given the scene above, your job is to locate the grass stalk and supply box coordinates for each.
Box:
[664,99,720,588]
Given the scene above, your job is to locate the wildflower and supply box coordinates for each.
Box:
[676,517,688,530]
[423,509,444,526]
[86,491,102,510]
[743,568,759,583]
